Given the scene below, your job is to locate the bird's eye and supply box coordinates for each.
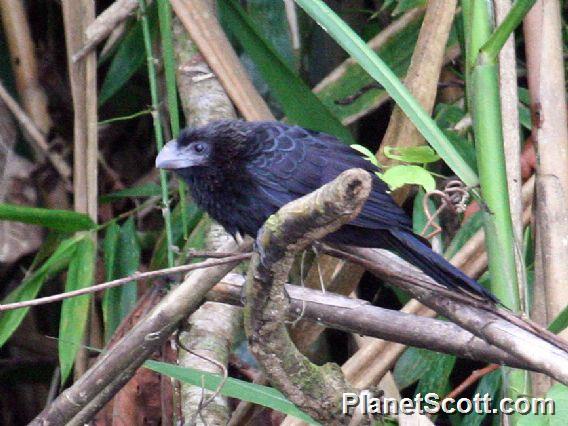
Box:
[194,143,205,153]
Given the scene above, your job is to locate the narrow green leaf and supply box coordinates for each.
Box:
[350,144,381,167]
[99,183,162,203]
[548,304,568,335]
[380,165,436,192]
[102,222,120,342]
[0,236,82,347]
[59,237,95,384]
[0,203,95,232]
[144,360,318,424]
[294,0,478,186]
[102,218,141,341]
[219,0,354,144]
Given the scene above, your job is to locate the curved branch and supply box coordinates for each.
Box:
[244,168,371,424]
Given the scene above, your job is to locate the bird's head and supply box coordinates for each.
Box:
[155,120,252,177]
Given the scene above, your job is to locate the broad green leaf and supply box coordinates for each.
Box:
[246,0,298,71]
[0,203,95,232]
[384,146,440,163]
[103,222,120,281]
[99,4,158,105]
[0,236,82,347]
[102,218,140,341]
[218,0,354,144]
[414,353,456,397]
[517,384,567,426]
[461,370,501,426]
[295,0,478,186]
[144,360,318,424]
[380,165,436,192]
[100,183,162,204]
[394,347,436,389]
[59,237,95,384]
[350,144,381,167]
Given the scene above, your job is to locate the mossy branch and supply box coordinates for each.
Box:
[244,168,371,424]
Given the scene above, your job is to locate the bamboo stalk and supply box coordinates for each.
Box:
[61,0,98,380]
[138,0,175,268]
[170,0,273,121]
[524,0,568,396]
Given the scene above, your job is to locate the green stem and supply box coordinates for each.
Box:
[465,0,528,418]
[156,0,189,241]
[293,0,478,187]
[138,0,174,268]
[480,0,537,63]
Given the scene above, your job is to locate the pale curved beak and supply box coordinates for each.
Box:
[156,139,193,170]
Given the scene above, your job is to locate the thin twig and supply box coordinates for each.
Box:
[443,364,499,401]
[0,254,252,312]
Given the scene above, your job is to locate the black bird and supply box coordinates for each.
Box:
[156,120,497,302]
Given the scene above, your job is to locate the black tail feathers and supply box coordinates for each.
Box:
[387,230,499,303]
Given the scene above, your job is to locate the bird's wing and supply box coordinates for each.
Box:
[246,123,413,231]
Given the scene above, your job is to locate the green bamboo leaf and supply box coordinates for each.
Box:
[380,165,436,192]
[294,0,478,186]
[99,4,158,105]
[59,237,95,384]
[102,218,140,341]
[100,183,162,203]
[219,0,354,144]
[144,360,318,424]
[548,305,568,335]
[0,236,82,347]
[0,203,95,232]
